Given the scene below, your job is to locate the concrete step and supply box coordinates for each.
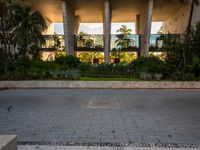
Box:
[0,135,17,150]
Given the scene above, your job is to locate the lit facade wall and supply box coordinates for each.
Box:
[162,4,190,34]
[162,4,200,34]
[43,23,55,35]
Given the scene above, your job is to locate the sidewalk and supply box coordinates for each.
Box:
[1,89,200,149]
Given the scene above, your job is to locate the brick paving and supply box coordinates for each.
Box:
[0,89,200,146]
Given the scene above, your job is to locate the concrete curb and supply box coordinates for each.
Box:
[0,81,200,89]
[17,145,200,150]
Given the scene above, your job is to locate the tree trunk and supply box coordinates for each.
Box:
[183,0,194,70]
[0,5,8,73]
[186,0,194,35]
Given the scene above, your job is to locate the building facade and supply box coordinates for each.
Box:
[25,0,200,63]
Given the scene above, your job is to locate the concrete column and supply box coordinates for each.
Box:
[103,0,112,64]
[74,16,80,35]
[140,0,153,57]
[135,14,141,34]
[61,0,75,55]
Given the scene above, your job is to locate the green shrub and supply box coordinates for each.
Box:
[0,48,4,72]
[64,70,80,79]
[169,71,196,81]
[139,72,152,80]
[15,57,31,71]
[79,63,132,78]
[49,70,80,80]
[139,72,163,81]
[55,55,80,68]
[0,58,65,80]
[154,73,163,81]
[78,63,92,72]
[130,56,167,74]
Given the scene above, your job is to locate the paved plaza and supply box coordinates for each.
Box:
[0,89,200,147]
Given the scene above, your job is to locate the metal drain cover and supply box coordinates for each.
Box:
[87,100,120,109]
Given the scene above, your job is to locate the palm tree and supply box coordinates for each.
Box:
[7,2,47,58]
[0,0,15,72]
[51,33,61,50]
[116,25,132,35]
[115,25,132,48]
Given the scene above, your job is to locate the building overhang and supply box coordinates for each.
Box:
[24,0,190,23]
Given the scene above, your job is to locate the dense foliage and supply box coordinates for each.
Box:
[163,22,200,80]
[0,52,199,80]
[0,0,47,72]
[0,57,81,80]
[55,55,81,68]
[0,0,199,81]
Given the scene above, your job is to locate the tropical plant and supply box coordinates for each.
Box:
[51,33,61,50]
[119,52,137,63]
[111,48,120,59]
[77,31,87,46]
[116,25,132,35]
[0,0,14,72]
[77,52,103,64]
[115,25,132,48]
[6,2,47,58]
[85,39,94,48]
